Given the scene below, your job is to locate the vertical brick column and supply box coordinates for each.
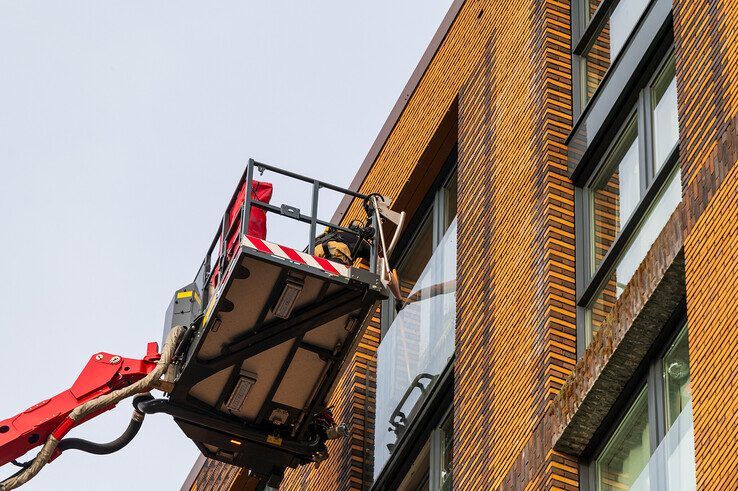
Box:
[456,1,575,489]
[675,1,738,487]
[683,161,738,489]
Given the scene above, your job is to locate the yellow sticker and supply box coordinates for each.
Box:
[177,290,193,299]
[266,435,283,446]
[203,298,217,325]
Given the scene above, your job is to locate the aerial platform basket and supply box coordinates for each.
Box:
[145,159,388,485]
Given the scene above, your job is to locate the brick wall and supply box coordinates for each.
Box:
[674,0,738,486]
[456,1,575,489]
[185,0,738,489]
[280,2,500,489]
[684,154,738,489]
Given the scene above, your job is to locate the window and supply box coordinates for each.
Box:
[576,0,653,108]
[590,117,640,273]
[596,388,650,489]
[394,215,434,315]
[651,56,678,171]
[391,410,453,491]
[586,322,695,490]
[374,161,457,479]
[436,412,453,491]
[581,53,681,347]
[662,328,690,430]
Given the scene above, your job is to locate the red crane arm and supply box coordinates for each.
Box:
[0,342,161,467]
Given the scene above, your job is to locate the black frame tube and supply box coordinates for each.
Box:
[199,158,380,293]
[57,394,153,456]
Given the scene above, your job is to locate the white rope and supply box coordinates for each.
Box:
[0,325,186,490]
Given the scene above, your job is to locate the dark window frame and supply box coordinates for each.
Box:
[382,148,458,336]
[576,46,680,355]
[571,0,660,119]
[580,303,688,489]
[372,148,457,490]
[429,406,453,491]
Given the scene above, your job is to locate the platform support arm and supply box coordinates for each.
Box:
[0,343,161,468]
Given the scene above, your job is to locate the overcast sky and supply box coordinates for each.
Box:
[0,2,452,489]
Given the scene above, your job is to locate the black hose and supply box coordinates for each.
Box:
[57,394,153,456]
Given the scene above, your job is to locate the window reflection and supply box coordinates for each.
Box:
[580,0,651,106]
[597,388,650,490]
[397,214,434,298]
[652,57,679,171]
[591,118,640,273]
[615,166,681,292]
[663,326,691,430]
[442,172,458,236]
[582,0,602,22]
[583,25,612,103]
[587,167,681,339]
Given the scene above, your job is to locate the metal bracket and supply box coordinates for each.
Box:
[280,204,301,219]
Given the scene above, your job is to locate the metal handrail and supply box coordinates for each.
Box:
[194,158,378,296]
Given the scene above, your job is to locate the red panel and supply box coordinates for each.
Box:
[211,181,273,287]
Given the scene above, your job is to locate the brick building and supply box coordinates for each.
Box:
[186,0,738,489]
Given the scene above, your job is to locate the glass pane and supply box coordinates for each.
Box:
[631,402,696,491]
[439,413,453,491]
[583,23,612,103]
[398,214,434,295]
[652,56,679,171]
[664,325,691,430]
[586,270,619,344]
[609,0,650,61]
[587,168,681,344]
[616,166,681,287]
[581,0,650,105]
[591,119,639,273]
[374,220,457,478]
[597,388,650,491]
[442,171,458,236]
[581,0,603,23]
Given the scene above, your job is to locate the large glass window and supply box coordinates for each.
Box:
[597,388,650,490]
[577,0,652,107]
[582,53,681,346]
[374,166,457,479]
[588,322,695,490]
[590,118,640,272]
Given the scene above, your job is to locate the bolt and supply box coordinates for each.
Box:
[110,356,121,364]
[95,354,104,361]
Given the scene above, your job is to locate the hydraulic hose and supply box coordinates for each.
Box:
[56,394,153,456]
[0,325,185,491]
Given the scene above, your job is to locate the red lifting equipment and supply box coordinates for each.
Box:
[0,158,405,491]
[0,342,161,468]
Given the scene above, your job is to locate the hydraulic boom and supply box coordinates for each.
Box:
[0,342,161,468]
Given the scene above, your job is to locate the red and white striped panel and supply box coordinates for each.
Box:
[241,235,350,277]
